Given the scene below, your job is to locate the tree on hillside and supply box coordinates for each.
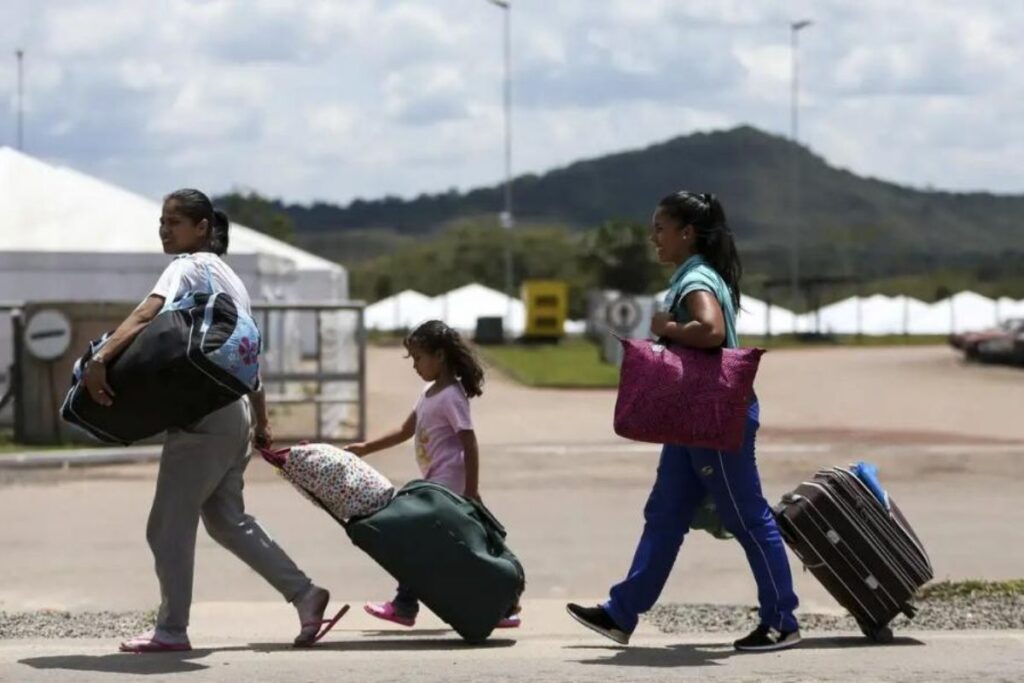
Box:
[348,219,594,316]
[216,191,297,243]
[579,220,663,294]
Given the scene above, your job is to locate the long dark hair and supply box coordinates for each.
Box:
[164,188,230,256]
[658,190,742,309]
[405,320,485,398]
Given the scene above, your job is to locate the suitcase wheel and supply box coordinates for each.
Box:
[859,622,893,644]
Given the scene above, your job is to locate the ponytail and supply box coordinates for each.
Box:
[657,191,742,310]
[210,209,230,256]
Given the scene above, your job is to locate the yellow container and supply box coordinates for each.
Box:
[522,280,568,339]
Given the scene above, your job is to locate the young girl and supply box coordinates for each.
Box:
[566,191,801,652]
[346,319,519,628]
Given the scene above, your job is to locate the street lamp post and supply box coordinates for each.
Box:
[487,0,515,323]
[789,20,811,305]
[15,49,24,151]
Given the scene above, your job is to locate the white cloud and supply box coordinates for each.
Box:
[42,1,146,57]
[383,64,470,125]
[307,104,358,139]
[0,0,1020,203]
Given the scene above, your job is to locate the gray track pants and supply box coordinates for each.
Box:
[147,399,311,633]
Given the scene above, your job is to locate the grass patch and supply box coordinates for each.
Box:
[479,339,620,388]
[746,334,950,350]
[919,579,1024,601]
[0,429,20,454]
[477,334,952,388]
[0,429,83,454]
[367,330,409,346]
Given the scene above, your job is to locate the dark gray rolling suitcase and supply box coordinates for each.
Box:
[774,467,933,642]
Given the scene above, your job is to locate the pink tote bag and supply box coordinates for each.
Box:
[613,338,765,451]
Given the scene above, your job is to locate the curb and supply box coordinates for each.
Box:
[0,446,162,470]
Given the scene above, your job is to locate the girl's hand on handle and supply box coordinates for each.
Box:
[345,442,370,457]
[83,361,116,406]
[650,312,672,338]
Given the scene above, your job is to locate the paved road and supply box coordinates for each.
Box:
[2,345,1022,681]
[3,602,1023,683]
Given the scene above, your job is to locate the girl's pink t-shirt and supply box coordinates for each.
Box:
[413,382,473,495]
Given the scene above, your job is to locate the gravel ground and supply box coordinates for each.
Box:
[2,596,1022,639]
[0,610,153,639]
[647,595,1024,634]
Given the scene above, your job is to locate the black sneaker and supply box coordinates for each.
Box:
[734,624,802,652]
[565,603,630,645]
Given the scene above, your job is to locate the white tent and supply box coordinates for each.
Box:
[806,295,861,335]
[368,285,584,336]
[365,290,436,331]
[736,295,798,336]
[949,291,999,332]
[906,291,997,335]
[878,295,932,335]
[432,283,525,336]
[808,294,931,336]
[0,147,346,297]
[906,300,955,335]
[792,298,842,335]
[0,147,351,425]
[996,297,1024,324]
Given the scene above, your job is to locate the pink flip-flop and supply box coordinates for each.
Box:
[496,614,522,628]
[294,604,350,648]
[363,601,416,627]
[119,631,192,653]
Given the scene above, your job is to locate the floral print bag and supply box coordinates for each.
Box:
[262,443,394,521]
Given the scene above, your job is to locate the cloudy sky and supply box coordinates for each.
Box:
[1,0,1021,205]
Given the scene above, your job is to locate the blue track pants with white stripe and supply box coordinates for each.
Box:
[603,407,799,634]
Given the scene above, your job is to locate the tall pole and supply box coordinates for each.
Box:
[501,3,512,230]
[15,49,24,151]
[487,0,515,330]
[501,2,514,303]
[789,20,811,305]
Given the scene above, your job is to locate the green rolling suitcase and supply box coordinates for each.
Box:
[346,481,525,642]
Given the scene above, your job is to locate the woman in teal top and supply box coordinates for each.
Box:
[568,191,800,652]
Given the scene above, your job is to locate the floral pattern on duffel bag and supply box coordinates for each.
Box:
[281,443,394,520]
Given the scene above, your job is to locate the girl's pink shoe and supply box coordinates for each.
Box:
[364,601,415,627]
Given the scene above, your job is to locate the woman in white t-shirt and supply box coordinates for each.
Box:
[80,189,337,652]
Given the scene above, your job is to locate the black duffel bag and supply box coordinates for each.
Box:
[61,289,261,445]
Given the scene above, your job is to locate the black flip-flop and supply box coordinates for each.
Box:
[294,604,350,648]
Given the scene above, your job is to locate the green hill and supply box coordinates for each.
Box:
[218,126,1024,285]
[269,126,1022,247]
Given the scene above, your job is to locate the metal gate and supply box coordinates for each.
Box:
[2,300,366,444]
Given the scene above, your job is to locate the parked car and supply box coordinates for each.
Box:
[951,318,1024,360]
[970,327,1024,366]
[974,331,1024,366]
